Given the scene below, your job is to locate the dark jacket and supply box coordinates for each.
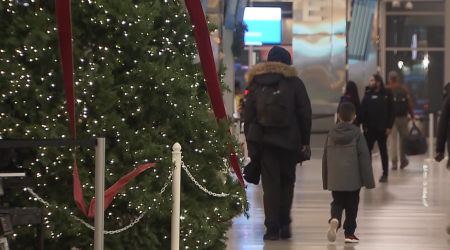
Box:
[436,88,450,161]
[361,86,395,132]
[337,95,361,126]
[244,62,312,153]
[322,122,375,191]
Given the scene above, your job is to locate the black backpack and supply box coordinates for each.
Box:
[254,79,295,128]
[392,85,409,117]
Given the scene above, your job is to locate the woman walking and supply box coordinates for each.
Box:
[337,81,362,127]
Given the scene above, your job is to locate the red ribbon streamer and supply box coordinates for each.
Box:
[55,0,156,218]
[184,0,244,186]
[87,163,156,217]
[55,0,75,139]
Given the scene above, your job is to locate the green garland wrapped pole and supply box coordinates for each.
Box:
[231,22,248,58]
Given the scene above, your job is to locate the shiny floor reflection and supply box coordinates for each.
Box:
[226,154,450,250]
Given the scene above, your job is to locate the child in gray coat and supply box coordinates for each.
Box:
[322,102,375,244]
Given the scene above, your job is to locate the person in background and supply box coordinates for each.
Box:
[337,81,361,127]
[235,80,242,94]
[244,46,312,241]
[323,102,375,243]
[385,71,415,170]
[361,74,395,183]
[435,82,450,168]
[235,80,244,123]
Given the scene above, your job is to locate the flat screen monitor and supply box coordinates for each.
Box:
[243,7,282,46]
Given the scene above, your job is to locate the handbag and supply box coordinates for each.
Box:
[404,124,427,156]
[243,159,261,185]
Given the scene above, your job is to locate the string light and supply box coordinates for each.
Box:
[0,0,248,249]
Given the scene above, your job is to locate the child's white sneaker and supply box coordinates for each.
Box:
[327,218,339,242]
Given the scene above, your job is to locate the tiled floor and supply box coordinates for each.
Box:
[226,152,450,250]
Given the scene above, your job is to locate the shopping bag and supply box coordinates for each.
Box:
[404,124,427,156]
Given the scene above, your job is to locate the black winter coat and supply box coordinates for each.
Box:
[244,62,312,153]
[361,87,396,133]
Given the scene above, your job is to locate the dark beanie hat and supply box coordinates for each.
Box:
[267,46,292,65]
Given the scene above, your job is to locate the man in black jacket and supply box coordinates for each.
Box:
[244,46,312,240]
[435,82,450,167]
[361,74,395,183]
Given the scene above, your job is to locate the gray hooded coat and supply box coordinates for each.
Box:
[322,122,375,191]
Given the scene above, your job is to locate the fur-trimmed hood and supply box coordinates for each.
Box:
[245,62,298,86]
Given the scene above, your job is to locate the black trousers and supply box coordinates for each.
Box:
[260,145,297,231]
[330,189,360,236]
[364,130,389,177]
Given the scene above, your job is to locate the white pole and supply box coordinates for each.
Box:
[429,113,434,159]
[171,143,182,250]
[94,138,106,250]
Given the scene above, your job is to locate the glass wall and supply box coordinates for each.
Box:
[386,1,445,12]
[234,52,249,96]
[385,15,444,48]
[385,51,444,112]
[384,0,446,113]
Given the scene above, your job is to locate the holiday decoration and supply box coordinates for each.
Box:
[0,0,248,249]
[231,22,248,58]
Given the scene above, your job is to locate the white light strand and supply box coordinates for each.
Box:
[25,170,172,234]
[24,163,245,235]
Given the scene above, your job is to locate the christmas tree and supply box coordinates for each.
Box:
[0,0,247,249]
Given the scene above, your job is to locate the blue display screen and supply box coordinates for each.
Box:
[243,7,282,46]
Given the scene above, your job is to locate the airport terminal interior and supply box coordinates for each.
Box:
[1,0,450,250]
